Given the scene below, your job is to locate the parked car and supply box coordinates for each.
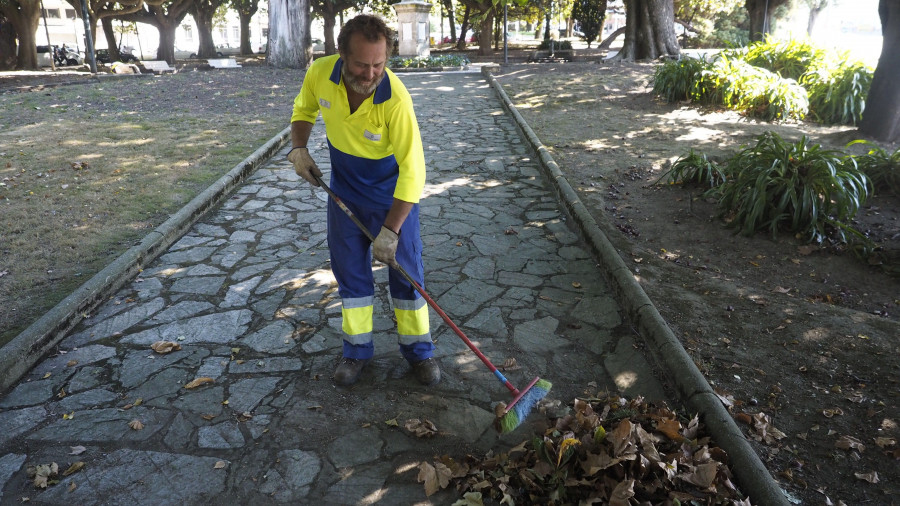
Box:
[215,44,241,56]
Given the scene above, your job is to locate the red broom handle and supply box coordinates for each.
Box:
[313,175,520,396]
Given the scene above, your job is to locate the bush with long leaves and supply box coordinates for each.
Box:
[736,36,827,81]
[651,56,713,103]
[711,132,870,243]
[705,56,809,121]
[802,57,874,126]
[658,149,727,188]
[850,140,900,196]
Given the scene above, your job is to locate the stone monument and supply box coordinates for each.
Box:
[393,0,432,57]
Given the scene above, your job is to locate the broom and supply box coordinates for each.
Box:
[313,174,551,433]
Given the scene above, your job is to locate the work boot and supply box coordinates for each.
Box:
[411,357,441,386]
[333,357,370,386]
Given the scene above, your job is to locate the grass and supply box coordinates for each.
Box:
[0,68,305,346]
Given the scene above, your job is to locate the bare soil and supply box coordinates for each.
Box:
[494,60,900,505]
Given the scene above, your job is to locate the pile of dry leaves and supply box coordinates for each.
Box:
[418,395,751,505]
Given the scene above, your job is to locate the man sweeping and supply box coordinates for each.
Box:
[287,14,440,387]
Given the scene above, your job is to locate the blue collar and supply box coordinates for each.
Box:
[330,57,392,105]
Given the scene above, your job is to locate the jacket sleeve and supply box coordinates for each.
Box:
[291,65,320,124]
[387,92,426,203]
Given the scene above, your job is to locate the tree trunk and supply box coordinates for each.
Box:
[599,26,626,50]
[0,17,17,70]
[612,0,680,61]
[268,0,311,69]
[101,17,119,60]
[456,5,470,50]
[238,11,254,55]
[157,21,176,62]
[807,6,822,35]
[477,7,493,55]
[320,1,337,55]
[745,0,788,41]
[192,0,224,58]
[859,0,900,143]
[3,0,41,70]
[443,0,456,42]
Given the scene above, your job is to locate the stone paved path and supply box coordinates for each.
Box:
[0,70,668,504]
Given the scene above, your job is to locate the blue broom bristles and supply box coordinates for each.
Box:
[496,378,552,434]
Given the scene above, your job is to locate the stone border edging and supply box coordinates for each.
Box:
[481,66,789,506]
[0,126,292,393]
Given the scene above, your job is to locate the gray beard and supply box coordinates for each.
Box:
[342,65,383,96]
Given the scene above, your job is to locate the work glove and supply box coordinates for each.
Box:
[372,226,399,267]
[287,147,322,186]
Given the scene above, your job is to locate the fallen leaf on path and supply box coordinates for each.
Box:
[854,471,879,483]
[609,479,635,506]
[499,357,520,371]
[823,407,844,418]
[214,461,227,469]
[772,286,792,294]
[128,420,144,430]
[384,418,399,427]
[28,463,58,488]
[62,412,74,420]
[184,377,214,389]
[69,446,86,455]
[874,437,896,448]
[67,481,77,492]
[66,360,78,367]
[150,341,181,354]
[62,462,84,477]
[835,435,865,452]
[405,418,439,438]
[417,461,451,496]
[452,491,484,505]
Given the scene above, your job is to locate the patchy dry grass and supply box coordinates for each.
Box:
[0,67,306,345]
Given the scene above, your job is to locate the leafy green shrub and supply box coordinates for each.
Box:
[737,36,827,81]
[706,55,809,121]
[652,56,713,103]
[388,54,470,69]
[712,132,870,243]
[849,140,900,195]
[537,39,573,51]
[658,149,727,187]
[802,57,873,126]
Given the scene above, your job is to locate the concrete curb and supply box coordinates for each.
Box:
[482,67,789,506]
[0,126,291,393]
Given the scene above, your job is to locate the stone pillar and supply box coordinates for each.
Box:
[393,0,432,57]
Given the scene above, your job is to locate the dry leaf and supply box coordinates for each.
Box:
[680,462,719,488]
[62,462,84,477]
[874,437,896,448]
[823,407,844,418]
[29,463,58,489]
[214,461,227,469]
[500,357,520,371]
[67,481,77,492]
[129,419,144,430]
[69,446,86,455]
[835,435,865,452]
[184,377,214,389]
[609,478,636,506]
[150,341,182,354]
[66,360,78,367]
[405,418,439,438]
[417,461,451,496]
[854,471,879,483]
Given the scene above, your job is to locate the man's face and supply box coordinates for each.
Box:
[340,32,388,96]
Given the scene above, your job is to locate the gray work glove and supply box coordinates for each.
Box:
[372,226,399,267]
[287,147,322,186]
